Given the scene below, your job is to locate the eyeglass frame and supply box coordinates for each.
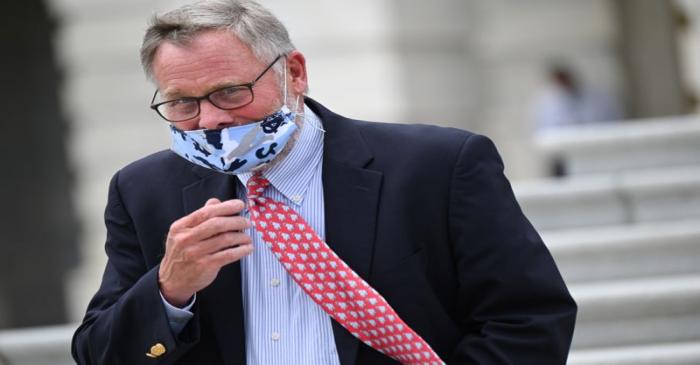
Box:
[149,54,284,123]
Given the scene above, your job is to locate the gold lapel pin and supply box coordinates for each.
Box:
[146,343,166,358]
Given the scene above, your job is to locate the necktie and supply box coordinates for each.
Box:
[246,174,444,365]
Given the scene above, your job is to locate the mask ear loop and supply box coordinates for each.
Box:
[299,96,326,134]
[283,57,289,107]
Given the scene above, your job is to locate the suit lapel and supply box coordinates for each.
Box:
[182,169,246,365]
[310,98,384,365]
[324,161,382,365]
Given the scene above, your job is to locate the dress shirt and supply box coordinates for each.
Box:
[162,105,341,365]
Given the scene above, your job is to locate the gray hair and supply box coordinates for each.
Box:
[140,0,295,81]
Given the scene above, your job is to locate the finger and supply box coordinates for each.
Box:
[171,199,246,230]
[184,215,250,242]
[205,198,221,206]
[208,243,254,267]
[193,231,252,256]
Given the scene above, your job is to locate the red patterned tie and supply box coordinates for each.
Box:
[246,174,444,365]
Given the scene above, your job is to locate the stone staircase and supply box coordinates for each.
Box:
[0,116,698,364]
[515,114,700,364]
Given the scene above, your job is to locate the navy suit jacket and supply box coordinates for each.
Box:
[72,98,576,364]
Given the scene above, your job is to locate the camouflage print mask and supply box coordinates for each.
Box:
[169,105,298,174]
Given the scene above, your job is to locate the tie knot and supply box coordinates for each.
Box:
[246,173,270,200]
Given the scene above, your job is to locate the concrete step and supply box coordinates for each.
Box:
[543,219,700,283]
[535,114,700,175]
[513,165,700,230]
[570,274,700,349]
[0,325,74,365]
[515,174,625,230]
[568,341,700,365]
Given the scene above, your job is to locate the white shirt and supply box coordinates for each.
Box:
[162,105,341,365]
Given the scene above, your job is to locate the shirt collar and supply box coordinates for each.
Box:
[238,104,324,205]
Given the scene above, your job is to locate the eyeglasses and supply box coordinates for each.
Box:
[150,55,283,123]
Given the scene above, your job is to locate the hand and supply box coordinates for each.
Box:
[159,198,253,307]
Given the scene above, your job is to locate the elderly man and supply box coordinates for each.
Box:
[72,1,576,364]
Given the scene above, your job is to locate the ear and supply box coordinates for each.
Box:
[286,50,308,94]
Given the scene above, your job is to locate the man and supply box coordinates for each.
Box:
[532,64,622,177]
[72,1,577,364]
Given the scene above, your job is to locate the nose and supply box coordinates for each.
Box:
[197,99,236,130]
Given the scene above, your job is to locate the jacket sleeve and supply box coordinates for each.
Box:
[71,170,201,365]
[447,134,577,364]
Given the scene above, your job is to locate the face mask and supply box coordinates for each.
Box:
[169,105,298,174]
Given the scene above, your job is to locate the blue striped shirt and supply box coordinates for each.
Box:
[162,105,341,365]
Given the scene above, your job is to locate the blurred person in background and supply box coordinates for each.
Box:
[72,0,577,364]
[534,64,622,131]
[533,64,623,176]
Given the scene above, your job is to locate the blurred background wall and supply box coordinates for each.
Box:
[0,1,78,329]
[1,0,700,364]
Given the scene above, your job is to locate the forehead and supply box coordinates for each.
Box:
[152,30,264,97]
